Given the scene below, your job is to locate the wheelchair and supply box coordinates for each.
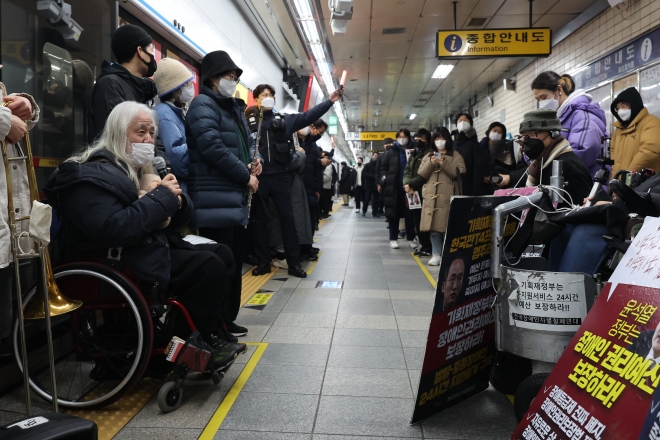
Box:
[11,259,239,412]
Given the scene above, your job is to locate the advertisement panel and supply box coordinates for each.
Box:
[411,196,517,423]
[512,216,660,439]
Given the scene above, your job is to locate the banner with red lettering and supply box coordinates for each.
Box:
[512,216,660,439]
[411,196,516,423]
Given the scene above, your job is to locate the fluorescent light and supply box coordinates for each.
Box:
[301,20,320,43]
[318,62,331,75]
[292,0,312,19]
[409,113,417,120]
[432,64,454,79]
[310,43,326,62]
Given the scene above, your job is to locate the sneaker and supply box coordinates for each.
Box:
[398,231,406,239]
[415,250,432,257]
[207,337,247,371]
[428,255,441,266]
[390,240,399,249]
[409,240,418,249]
[272,258,288,269]
[227,321,248,337]
[355,209,360,213]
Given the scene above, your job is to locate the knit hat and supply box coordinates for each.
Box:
[153,58,194,97]
[519,109,562,133]
[112,25,152,61]
[201,50,243,83]
[486,121,507,137]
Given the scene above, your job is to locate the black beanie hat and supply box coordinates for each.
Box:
[486,121,507,137]
[112,25,152,61]
[611,87,644,127]
[202,50,243,82]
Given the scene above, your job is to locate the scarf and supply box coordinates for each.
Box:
[526,137,573,187]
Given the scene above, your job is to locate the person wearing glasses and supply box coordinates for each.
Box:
[520,109,592,207]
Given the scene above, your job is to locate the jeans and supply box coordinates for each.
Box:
[410,208,431,252]
[430,232,445,256]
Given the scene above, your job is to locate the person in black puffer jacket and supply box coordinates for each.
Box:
[45,101,245,369]
[453,113,482,196]
[361,151,380,217]
[186,51,261,339]
[476,121,507,195]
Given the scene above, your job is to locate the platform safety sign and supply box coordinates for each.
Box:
[436,28,551,59]
[512,216,660,439]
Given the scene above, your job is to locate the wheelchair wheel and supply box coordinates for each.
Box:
[157,381,184,413]
[13,262,153,409]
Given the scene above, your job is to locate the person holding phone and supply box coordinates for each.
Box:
[417,127,466,266]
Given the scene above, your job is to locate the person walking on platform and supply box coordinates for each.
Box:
[354,158,364,213]
[380,129,416,249]
[186,50,261,339]
[418,128,466,265]
[339,161,351,206]
[361,151,380,217]
[477,122,507,195]
[88,24,158,142]
[404,129,432,256]
[610,87,660,175]
[248,83,343,278]
[153,58,195,192]
[532,71,607,178]
[453,113,480,196]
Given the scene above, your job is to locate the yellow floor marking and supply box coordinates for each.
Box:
[246,293,273,305]
[306,251,322,275]
[198,342,268,440]
[240,267,278,306]
[65,378,163,440]
[412,252,437,288]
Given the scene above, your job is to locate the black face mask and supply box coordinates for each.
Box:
[522,137,546,160]
[140,50,157,77]
[358,162,363,166]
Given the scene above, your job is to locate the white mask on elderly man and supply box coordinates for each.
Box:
[128,142,155,168]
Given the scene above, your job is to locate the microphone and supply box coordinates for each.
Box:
[153,156,168,179]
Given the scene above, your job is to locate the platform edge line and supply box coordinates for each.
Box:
[412,252,437,288]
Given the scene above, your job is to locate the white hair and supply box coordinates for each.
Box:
[70,101,157,190]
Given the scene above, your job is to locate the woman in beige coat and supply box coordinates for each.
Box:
[417,127,466,266]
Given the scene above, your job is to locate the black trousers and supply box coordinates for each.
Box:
[321,188,333,215]
[199,226,246,324]
[410,208,432,252]
[354,186,364,210]
[254,173,300,267]
[168,243,235,339]
[248,191,271,266]
[362,189,379,215]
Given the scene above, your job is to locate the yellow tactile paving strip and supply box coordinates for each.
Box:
[240,268,278,306]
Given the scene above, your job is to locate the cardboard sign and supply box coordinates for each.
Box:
[411,196,516,423]
[512,216,660,439]
[436,28,551,59]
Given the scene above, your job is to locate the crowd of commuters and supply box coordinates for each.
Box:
[4,21,660,373]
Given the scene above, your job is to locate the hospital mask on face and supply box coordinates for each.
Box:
[522,137,546,161]
[216,78,237,97]
[489,132,502,142]
[179,84,195,103]
[538,91,559,111]
[261,97,275,110]
[435,139,446,150]
[128,142,155,168]
[398,138,408,147]
[618,108,632,121]
[457,121,470,133]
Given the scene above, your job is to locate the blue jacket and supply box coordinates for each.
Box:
[185,86,256,228]
[155,102,189,192]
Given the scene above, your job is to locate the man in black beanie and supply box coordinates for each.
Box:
[87,24,158,142]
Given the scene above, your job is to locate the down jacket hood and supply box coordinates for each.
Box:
[612,86,645,128]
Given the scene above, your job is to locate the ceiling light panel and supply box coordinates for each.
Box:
[432,64,455,79]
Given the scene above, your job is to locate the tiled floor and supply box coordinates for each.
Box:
[0,200,518,439]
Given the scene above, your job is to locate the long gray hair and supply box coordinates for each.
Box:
[70,101,157,190]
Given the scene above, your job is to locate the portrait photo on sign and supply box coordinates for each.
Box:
[407,191,422,209]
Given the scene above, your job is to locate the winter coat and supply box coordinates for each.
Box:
[379,143,408,221]
[475,138,494,195]
[610,88,660,175]
[300,134,323,207]
[403,144,430,192]
[88,62,158,142]
[361,159,377,191]
[417,151,466,233]
[557,90,608,178]
[185,86,256,228]
[323,163,333,189]
[339,167,351,194]
[155,102,189,192]
[453,127,480,196]
[44,150,192,289]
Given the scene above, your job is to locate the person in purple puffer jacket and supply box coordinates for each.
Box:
[531,71,608,178]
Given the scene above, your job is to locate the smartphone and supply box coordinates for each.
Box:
[434,152,442,159]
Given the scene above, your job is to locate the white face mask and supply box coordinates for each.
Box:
[298,126,310,136]
[179,84,195,103]
[216,78,238,97]
[435,139,446,150]
[457,121,470,133]
[261,97,275,110]
[538,97,559,111]
[398,137,408,147]
[618,108,632,121]
[489,132,502,142]
[127,142,155,168]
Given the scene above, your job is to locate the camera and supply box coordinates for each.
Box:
[490,173,503,185]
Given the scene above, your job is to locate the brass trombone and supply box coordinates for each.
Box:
[1,101,81,415]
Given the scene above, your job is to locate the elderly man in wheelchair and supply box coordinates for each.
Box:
[24,101,245,410]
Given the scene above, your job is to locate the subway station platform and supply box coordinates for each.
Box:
[0,200,517,439]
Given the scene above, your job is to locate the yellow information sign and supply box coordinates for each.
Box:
[436,28,551,59]
[359,132,397,141]
[247,293,273,306]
